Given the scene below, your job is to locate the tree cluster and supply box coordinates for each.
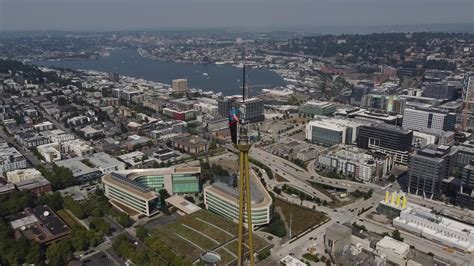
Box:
[113,235,163,266]
[46,225,103,266]
[0,59,72,85]
[0,190,109,266]
[249,158,274,179]
[145,233,190,265]
[63,190,133,228]
[200,159,230,183]
[0,190,35,217]
[37,164,75,190]
[351,189,373,200]
[263,212,287,238]
[0,220,44,265]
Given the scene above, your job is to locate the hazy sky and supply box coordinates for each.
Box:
[0,0,472,31]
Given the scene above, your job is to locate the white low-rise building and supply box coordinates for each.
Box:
[87,152,125,174]
[80,125,103,138]
[375,236,410,265]
[41,129,75,144]
[394,205,474,253]
[412,131,437,149]
[37,142,61,162]
[6,168,43,183]
[33,121,54,131]
[117,151,155,168]
[296,147,319,162]
[0,146,27,173]
[62,139,94,157]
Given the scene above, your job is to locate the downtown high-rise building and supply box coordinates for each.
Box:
[217,96,264,123]
[172,79,188,92]
[402,107,456,132]
[357,123,413,165]
[422,82,456,100]
[462,74,474,131]
[407,145,456,199]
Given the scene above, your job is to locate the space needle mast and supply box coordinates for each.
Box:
[236,64,255,266]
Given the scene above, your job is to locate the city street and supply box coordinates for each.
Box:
[251,147,474,265]
[252,147,474,224]
[0,127,41,167]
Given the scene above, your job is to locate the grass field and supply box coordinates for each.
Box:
[274,198,327,236]
[215,247,237,265]
[57,209,82,228]
[150,210,270,264]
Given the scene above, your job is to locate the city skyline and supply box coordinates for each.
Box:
[0,3,473,265]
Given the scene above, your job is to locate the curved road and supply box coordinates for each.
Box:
[250,147,474,223]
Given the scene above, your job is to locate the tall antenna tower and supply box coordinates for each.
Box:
[237,65,255,266]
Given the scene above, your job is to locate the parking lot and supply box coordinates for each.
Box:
[59,184,98,202]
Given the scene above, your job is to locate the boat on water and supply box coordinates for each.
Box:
[202,72,209,76]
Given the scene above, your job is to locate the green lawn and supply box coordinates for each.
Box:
[215,247,237,265]
[224,241,248,257]
[274,198,327,236]
[57,209,82,228]
[168,223,217,250]
[182,217,232,243]
[148,210,269,263]
[153,227,202,261]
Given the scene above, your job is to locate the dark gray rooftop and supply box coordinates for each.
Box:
[212,177,264,204]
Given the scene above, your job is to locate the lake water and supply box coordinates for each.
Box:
[32,48,286,96]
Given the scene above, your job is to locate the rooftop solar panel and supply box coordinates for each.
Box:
[110,172,151,193]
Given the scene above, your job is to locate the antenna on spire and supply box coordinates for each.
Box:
[242,64,246,103]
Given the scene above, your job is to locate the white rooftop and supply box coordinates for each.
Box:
[305,100,333,107]
[10,215,38,230]
[280,255,306,266]
[376,236,410,257]
[165,195,201,215]
[88,152,124,168]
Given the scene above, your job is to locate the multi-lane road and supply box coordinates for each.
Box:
[250,147,474,224]
[250,146,474,265]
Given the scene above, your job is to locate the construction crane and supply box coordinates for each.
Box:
[236,65,255,266]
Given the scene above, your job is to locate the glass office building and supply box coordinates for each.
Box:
[102,167,201,217]
[203,171,272,227]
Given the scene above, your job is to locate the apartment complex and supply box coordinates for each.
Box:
[318,145,394,182]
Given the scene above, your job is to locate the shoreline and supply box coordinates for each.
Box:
[29,47,289,95]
